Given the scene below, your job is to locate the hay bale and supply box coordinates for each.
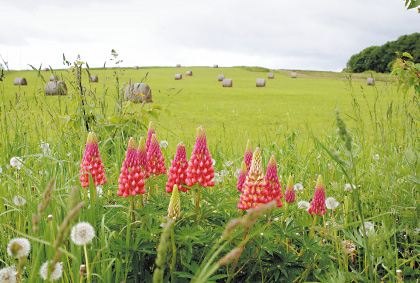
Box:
[218,75,225,81]
[222,79,232,87]
[90,76,99,83]
[125,83,153,104]
[367,78,375,86]
[175,74,182,80]
[291,72,297,78]
[45,81,67,95]
[186,71,193,76]
[134,66,139,70]
[49,75,59,81]
[14,78,27,85]
[256,79,266,87]
[214,64,218,68]
[176,64,181,68]
[268,73,274,79]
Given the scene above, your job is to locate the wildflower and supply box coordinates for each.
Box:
[70,222,95,246]
[264,156,283,207]
[243,140,253,172]
[166,142,189,193]
[87,186,103,199]
[325,197,339,210]
[373,154,379,161]
[236,161,247,192]
[308,175,326,215]
[7,238,30,259]
[10,157,23,170]
[359,221,375,236]
[13,195,26,206]
[147,134,167,176]
[0,266,17,283]
[168,185,181,220]
[117,137,146,197]
[186,126,215,188]
[342,240,356,254]
[138,137,150,178]
[284,175,295,203]
[344,183,355,192]
[297,200,310,209]
[159,140,169,149]
[79,132,107,187]
[146,121,156,151]
[294,183,304,193]
[39,261,63,281]
[40,142,51,155]
[238,148,266,210]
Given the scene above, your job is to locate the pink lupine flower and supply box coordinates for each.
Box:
[137,137,150,179]
[284,175,295,203]
[308,175,326,215]
[117,137,146,197]
[238,148,266,210]
[147,134,167,176]
[186,126,215,188]
[236,161,247,192]
[166,142,189,193]
[146,121,156,151]
[79,132,107,187]
[264,155,283,207]
[244,140,253,172]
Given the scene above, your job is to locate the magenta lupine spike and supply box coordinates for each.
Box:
[264,156,283,208]
[284,175,295,203]
[166,142,189,193]
[308,175,326,215]
[79,132,107,187]
[147,134,167,176]
[244,140,253,172]
[186,126,215,188]
[138,137,150,179]
[238,148,266,210]
[117,137,146,198]
[146,121,156,151]
[236,161,247,192]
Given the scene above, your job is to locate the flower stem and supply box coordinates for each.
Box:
[84,244,91,283]
[131,196,136,225]
[194,187,201,223]
[170,223,177,283]
[309,215,318,239]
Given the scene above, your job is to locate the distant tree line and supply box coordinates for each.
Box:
[346,33,420,73]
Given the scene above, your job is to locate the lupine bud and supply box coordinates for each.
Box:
[146,121,156,151]
[264,156,283,207]
[236,161,247,192]
[79,132,107,187]
[244,140,253,172]
[285,175,295,203]
[166,142,189,193]
[138,137,150,178]
[117,138,146,197]
[147,134,167,176]
[168,185,181,219]
[238,148,266,210]
[186,126,215,188]
[308,174,326,215]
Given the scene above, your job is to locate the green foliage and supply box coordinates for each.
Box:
[347,33,420,73]
[405,0,420,12]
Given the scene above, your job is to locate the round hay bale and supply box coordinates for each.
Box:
[268,73,274,79]
[367,78,375,86]
[134,66,139,70]
[218,74,225,81]
[90,76,99,83]
[256,79,266,87]
[222,79,232,87]
[45,81,67,95]
[44,68,50,72]
[176,64,181,68]
[213,64,218,68]
[185,71,193,76]
[175,74,182,80]
[49,75,59,81]
[14,78,27,85]
[291,72,297,78]
[125,83,153,104]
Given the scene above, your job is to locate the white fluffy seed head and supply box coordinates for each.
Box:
[0,266,17,283]
[159,140,169,149]
[39,261,63,281]
[326,197,339,210]
[344,183,355,192]
[10,157,23,170]
[70,222,95,246]
[342,240,356,254]
[13,196,26,206]
[359,221,375,236]
[7,238,31,258]
[294,183,304,193]
[297,200,310,209]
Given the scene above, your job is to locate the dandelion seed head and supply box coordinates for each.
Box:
[325,197,339,210]
[10,157,23,170]
[344,183,356,192]
[359,221,375,236]
[297,200,310,209]
[342,240,356,254]
[294,183,304,193]
[7,238,31,258]
[373,154,380,161]
[70,222,95,246]
[13,196,26,206]
[39,261,63,281]
[159,140,168,149]
[0,266,17,283]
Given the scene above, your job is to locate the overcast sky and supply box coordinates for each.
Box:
[0,0,418,72]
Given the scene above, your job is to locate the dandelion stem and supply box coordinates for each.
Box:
[84,244,91,283]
